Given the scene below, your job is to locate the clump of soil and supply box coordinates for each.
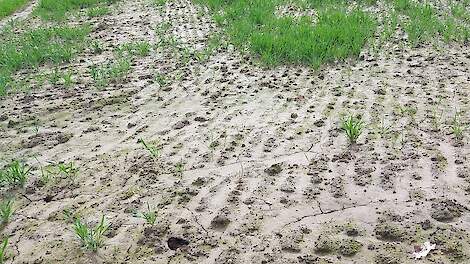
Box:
[374,222,405,241]
[431,199,465,222]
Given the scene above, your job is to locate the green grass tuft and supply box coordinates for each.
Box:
[341,115,364,144]
[73,215,109,252]
[0,160,30,187]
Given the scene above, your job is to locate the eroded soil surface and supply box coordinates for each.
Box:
[1,0,470,263]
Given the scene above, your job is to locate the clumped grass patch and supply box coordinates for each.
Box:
[392,0,470,45]
[34,0,117,20]
[0,0,29,19]
[451,1,470,22]
[87,6,109,17]
[0,160,30,187]
[89,58,131,88]
[73,215,109,252]
[114,41,152,58]
[341,115,364,144]
[197,0,377,67]
[198,0,470,66]
[451,113,468,140]
[0,25,90,96]
[89,41,153,88]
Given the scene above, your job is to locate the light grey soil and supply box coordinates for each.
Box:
[0,0,469,263]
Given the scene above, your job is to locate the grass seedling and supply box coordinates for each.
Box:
[0,160,30,187]
[58,162,79,181]
[90,58,131,88]
[73,215,109,252]
[341,115,364,144]
[154,73,169,88]
[0,200,13,225]
[49,68,61,86]
[0,238,8,264]
[175,161,184,177]
[431,107,444,132]
[34,157,49,186]
[139,138,161,159]
[139,202,157,225]
[152,0,167,6]
[39,169,52,186]
[91,41,104,54]
[451,113,467,140]
[35,158,67,186]
[376,116,393,138]
[115,41,151,58]
[62,70,73,88]
[87,6,109,18]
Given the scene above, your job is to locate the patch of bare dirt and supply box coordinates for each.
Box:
[0,0,470,263]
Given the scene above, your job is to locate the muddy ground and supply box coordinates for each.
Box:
[1,0,470,263]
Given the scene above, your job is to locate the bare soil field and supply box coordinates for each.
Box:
[0,0,469,263]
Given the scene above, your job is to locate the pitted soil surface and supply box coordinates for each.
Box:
[1,0,470,263]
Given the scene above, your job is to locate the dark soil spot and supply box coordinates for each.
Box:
[210,214,231,231]
[167,237,190,250]
[265,163,283,176]
[22,131,73,148]
[137,225,170,253]
[172,120,190,129]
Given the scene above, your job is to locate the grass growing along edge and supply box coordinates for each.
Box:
[197,0,470,67]
[197,0,377,68]
[392,0,470,45]
[34,0,117,20]
[0,0,29,19]
[0,25,90,96]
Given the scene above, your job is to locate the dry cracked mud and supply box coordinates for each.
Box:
[0,0,470,263]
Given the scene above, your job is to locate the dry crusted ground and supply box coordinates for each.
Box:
[1,0,470,263]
